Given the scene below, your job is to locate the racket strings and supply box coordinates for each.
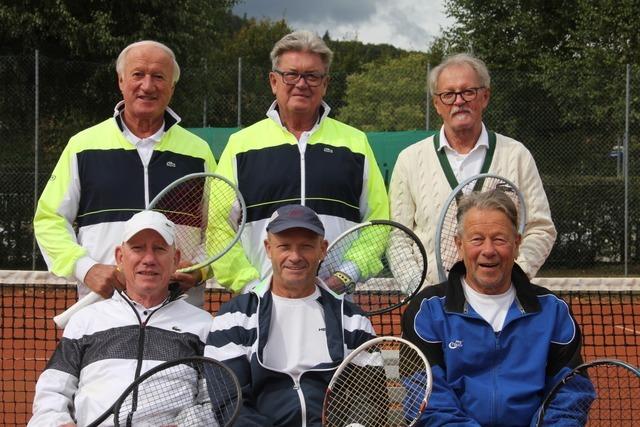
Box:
[539,363,640,426]
[439,176,523,278]
[578,364,639,425]
[149,175,244,270]
[320,222,426,315]
[325,340,430,427]
[114,360,239,427]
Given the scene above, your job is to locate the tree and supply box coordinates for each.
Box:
[337,53,428,131]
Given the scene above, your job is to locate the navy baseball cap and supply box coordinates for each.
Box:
[266,205,325,236]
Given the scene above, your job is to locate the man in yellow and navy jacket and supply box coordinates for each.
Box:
[34,40,216,306]
[213,30,389,294]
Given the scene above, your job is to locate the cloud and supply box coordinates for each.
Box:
[232,0,453,52]
[233,0,378,24]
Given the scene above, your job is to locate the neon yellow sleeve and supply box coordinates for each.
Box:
[210,135,259,293]
[33,142,87,278]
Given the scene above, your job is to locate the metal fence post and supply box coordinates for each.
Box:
[202,57,207,127]
[237,57,242,128]
[426,62,430,131]
[32,50,39,270]
[624,64,630,276]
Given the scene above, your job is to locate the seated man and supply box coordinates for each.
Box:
[206,204,376,426]
[402,190,591,426]
[29,211,213,427]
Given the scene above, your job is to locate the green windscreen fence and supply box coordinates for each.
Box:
[187,128,436,187]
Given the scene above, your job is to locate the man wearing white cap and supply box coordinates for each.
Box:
[29,211,213,427]
[206,204,376,426]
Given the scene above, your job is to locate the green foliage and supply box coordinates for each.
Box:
[544,176,640,267]
[337,53,428,131]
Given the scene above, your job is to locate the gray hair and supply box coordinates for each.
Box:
[456,190,518,236]
[428,53,491,96]
[116,40,180,85]
[270,30,334,73]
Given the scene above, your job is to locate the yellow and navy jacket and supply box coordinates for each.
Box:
[34,107,216,298]
[213,102,389,292]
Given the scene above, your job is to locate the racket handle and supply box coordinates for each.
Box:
[53,291,103,329]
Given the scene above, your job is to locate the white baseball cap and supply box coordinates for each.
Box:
[123,210,175,245]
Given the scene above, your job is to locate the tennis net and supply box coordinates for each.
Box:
[1,271,638,425]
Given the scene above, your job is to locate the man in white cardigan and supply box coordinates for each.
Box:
[389,53,556,286]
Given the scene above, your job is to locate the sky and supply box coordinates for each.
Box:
[232,0,454,52]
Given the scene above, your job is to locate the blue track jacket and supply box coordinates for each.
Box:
[402,262,592,426]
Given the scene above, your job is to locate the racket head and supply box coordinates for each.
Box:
[318,219,427,316]
[435,173,527,282]
[535,358,640,426]
[102,356,241,427]
[147,172,246,273]
[323,336,432,427]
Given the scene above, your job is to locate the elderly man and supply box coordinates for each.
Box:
[390,53,556,285]
[213,30,389,294]
[401,190,591,426]
[29,210,213,426]
[34,40,216,306]
[206,204,376,426]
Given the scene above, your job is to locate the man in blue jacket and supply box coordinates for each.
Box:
[206,205,376,426]
[402,190,593,426]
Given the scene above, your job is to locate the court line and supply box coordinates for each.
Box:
[615,325,640,335]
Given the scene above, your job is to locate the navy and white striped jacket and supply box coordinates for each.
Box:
[205,278,376,426]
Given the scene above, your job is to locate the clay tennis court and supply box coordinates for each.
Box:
[1,274,638,426]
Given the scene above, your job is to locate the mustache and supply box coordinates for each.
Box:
[451,106,471,116]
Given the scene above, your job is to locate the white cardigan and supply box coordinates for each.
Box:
[389,131,556,286]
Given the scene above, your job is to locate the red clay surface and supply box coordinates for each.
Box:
[1,286,638,426]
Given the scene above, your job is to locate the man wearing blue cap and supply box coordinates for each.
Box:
[206,204,376,426]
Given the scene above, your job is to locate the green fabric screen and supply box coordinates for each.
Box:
[187,128,436,187]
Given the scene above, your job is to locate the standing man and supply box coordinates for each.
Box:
[206,205,376,426]
[390,53,556,285]
[401,191,591,426]
[213,30,389,293]
[34,40,216,305]
[29,211,213,426]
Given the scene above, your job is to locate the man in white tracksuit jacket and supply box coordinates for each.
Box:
[29,211,213,426]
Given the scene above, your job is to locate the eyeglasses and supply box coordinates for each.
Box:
[435,87,485,105]
[273,69,327,87]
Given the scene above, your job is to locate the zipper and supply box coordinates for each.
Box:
[298,138,307,205]
[143,164,149,207]
[122,297,167,425]
[292,375,307,427]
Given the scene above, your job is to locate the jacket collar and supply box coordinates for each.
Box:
[112,100,181,133]
[444,261,541,314]
[266,100,331,132]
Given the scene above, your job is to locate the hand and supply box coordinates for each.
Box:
[324,274,348,294]
[170,261,204,293]
[84,264,124,298]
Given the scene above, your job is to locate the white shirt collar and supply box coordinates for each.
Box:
[112,100,181,143]
[438,123,489,153]
[266,100,331,133]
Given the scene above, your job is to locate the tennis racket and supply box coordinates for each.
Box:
[317,219,427,316]
[435,173,526,282]
[87,356,241,427]
[535,358,640,426]
[322,336,432,427]
[53,172,246,328]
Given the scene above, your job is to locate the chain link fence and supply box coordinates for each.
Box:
[1,52,638,275]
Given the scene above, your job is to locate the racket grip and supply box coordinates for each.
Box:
[53,292,103,329]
